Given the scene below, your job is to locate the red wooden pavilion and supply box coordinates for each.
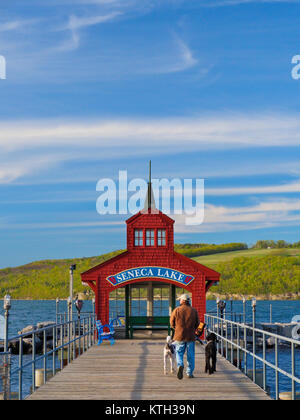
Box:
[81,171,220,337]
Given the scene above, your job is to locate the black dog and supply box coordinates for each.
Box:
[205,332,217,375]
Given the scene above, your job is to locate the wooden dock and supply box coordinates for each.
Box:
[27,339,271,400]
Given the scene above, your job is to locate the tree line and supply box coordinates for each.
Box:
[253,240,300,249]
[175,242,248,258]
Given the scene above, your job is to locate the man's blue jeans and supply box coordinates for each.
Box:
[175,341,195,376]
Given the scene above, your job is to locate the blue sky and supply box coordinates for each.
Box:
[1,0,300,268]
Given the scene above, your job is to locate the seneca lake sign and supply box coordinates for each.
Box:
[106,266,195,287]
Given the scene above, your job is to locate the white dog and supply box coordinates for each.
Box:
[164,336,176,375]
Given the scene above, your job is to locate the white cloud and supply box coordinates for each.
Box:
[152,35,198,74]
[206,179,300,196]
[0,112,300,183]
[173,198,300,233]
[0,220,124,230]
[67,11,122,31]
[1,113,300,152]
[0,19,39,32]
[52,11,122,52]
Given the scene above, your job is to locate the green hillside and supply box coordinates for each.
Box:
[1,244,300,299]
[194,247,300,266]
[0,250,124,299]
[195,248,300,299]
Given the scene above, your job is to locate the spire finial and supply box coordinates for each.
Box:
[148,160,152,209]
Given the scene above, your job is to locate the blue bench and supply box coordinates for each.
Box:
[96,320,115,346]
[95,316,125,345]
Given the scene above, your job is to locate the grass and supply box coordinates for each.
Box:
[193,248,300,268]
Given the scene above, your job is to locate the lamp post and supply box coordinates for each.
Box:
[56,297,59,324]
[67,296,72,324]
[218,300,226,320]
[252,298,256,328]
[92,297,95,317]
[69,264,76,321]
[75,295,83,321]
[242,296,246,324]
[3,294,11,352]
[216,297,220,319]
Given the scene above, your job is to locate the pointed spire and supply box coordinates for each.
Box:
[148,160,152,209]
[143,160,156,212]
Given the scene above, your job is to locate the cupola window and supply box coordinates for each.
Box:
[157,229,166,246]
[145,229,155,246]
[134,229,143,247]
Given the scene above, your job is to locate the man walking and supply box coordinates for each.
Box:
[170,293,200,379]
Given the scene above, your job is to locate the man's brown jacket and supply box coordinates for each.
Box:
[170,303,200,342]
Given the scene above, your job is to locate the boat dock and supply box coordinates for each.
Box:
[27,339,271,400]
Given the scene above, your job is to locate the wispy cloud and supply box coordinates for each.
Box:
[173,198,300,233]
[191,0,300,6]
[0,112,300,183]
[206,179,300,196]
[1,113,300,152]
[0,19,39,32]
[52,11,122,52]
[0,220,124,231]
[67,11,122,31]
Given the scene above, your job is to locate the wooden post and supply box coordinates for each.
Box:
[147,282,153,317]
[125,285,130,339]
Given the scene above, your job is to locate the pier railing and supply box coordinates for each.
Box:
[1,313,96,400]
[205,313,300,400]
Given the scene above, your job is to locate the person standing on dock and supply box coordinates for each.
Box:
[170,293,200,379]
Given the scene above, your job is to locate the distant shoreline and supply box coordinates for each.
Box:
[3,295,300,301]
[206,293,300,301]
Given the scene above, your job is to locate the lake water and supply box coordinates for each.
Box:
[0,299,299,399]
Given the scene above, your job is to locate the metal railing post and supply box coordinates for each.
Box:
[292,342,295,400]
[237,323,240,369]
[252,299,256,385]
[43,329,47,385]
[32,331,36,393]
[60,322,64,371]
[73,320,76,361]
[231,321,234,365]
[52,326,56,376]
[275,337,279,400]
[68,320,71,364]
[18,337,23,400]
[225,319,228,360]
[244,323,247,375]
[262,332,266,392]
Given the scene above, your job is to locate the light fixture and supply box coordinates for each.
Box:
[3,294,11,311]
[252,297,257,308]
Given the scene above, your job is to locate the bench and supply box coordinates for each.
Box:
[128,316,171,339]
[96,320,115,345]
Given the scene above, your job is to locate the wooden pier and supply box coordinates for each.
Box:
[27,339,271,400]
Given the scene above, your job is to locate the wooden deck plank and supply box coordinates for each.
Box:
[27,340,271,400]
